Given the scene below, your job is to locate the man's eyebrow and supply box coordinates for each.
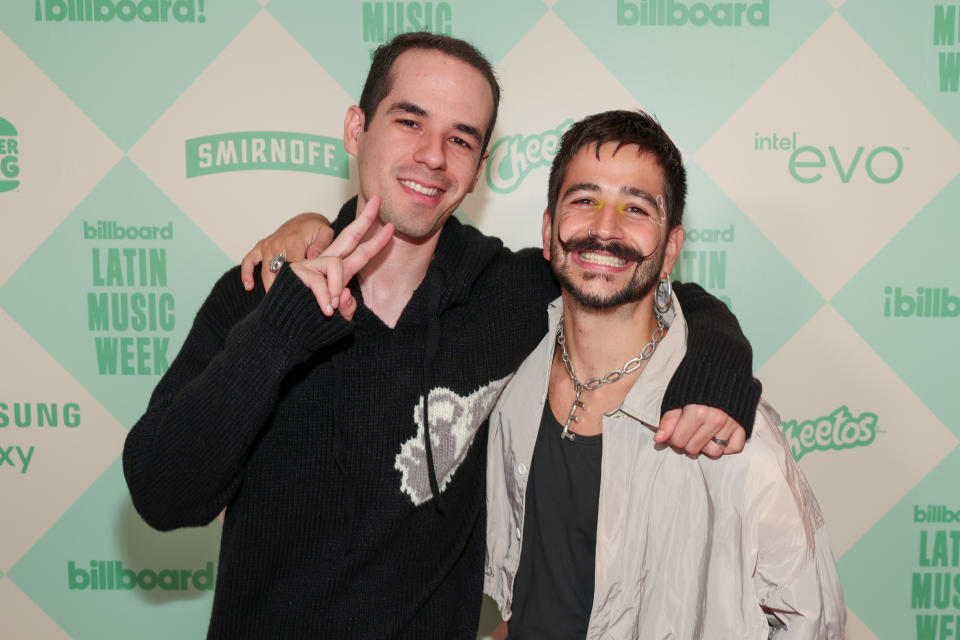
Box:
[561,182,600,200]
[388,101,428,118]
[620,186,659,206]
[387,101,483,145]
[454,122,483,145]
[561,183,660,206]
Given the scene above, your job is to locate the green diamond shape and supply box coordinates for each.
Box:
[553,0,833,150]
[837,447,960,639]
[841,1,960,142]
[8,460,221,640]
[0,1,261,150]
[0,158,232,428]
[267,0,548,101]
[682,162,824,369]
[832,175,960,436]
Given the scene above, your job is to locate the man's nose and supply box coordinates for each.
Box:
[413,132,447,171]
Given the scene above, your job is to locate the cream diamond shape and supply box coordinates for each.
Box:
[696,15,960,299]
[128,11,358,262]
[757,304,958,557]
[0,30,122,287]
[0,310,127,571]
[461,11,665,251]
[0,578,71,640]
[843,607,878,640]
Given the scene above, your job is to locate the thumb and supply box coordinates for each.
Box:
[655,408,681,443]
[338,288,357,322]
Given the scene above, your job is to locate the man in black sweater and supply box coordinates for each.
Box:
[123,33,760,639]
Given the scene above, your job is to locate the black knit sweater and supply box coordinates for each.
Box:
[123,198,760,639]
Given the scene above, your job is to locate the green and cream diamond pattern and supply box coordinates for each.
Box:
[1,2,957,638]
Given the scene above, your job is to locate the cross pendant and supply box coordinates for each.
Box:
[560,388,585,441]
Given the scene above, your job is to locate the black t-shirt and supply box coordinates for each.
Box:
[509,401,603,639]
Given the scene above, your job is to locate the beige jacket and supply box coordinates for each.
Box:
[484,296,846,639]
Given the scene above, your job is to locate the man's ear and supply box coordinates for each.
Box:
[542,209,553,261]
[661,225,685,277]
[343,105,365,157]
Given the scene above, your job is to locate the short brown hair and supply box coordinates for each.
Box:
[359,32,501,155]
[547,109,686,230]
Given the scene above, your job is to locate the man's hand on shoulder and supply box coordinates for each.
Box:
[240,212,336,292]
[655,405,746,459]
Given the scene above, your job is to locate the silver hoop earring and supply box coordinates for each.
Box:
[654,274,673,317]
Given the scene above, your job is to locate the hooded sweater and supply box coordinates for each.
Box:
[123,197,760,639]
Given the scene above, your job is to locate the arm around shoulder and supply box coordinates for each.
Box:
[665,281,762,436]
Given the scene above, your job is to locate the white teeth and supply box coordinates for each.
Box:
[580,252,627,267]
[400,179,441,196]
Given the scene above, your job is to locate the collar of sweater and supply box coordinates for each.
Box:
[333,197,504,318]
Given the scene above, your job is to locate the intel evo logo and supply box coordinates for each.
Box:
[934,5,960,92]
[0,118,20,193]
[884,287,959,318]
[753,132,905,184]
[185,132,349,179]
[781,406,877,461]
[617,0,770,27]
[363,2,452,43]
[35,0,206,23]
[68,560,215,591]
[486,120,572,194]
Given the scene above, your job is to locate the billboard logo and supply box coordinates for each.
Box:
[914,505,960,524]
[753,132,905,184]
[674,225,734,307]
[68,560,215,591]
[884,287,959,318]
[485,120,572,194]
[35,0,206,23]
[185,132,349,179]
[781,406,878,461]
[362,2,452,43]
[617,0,770,27]
[934,5,960,92]
[0,118,20,193]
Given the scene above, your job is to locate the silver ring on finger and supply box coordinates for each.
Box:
[711,436,729,446]
[269,253,286,273]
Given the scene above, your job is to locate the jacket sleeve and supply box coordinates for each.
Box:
[749,402,847,639]
[760,526,847,639]
[664,281,762,436]
[122,264,353,531]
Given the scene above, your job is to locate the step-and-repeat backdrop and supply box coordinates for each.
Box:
[2,1,958,638]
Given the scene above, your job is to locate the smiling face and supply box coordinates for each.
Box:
[543,142,684,310]
[343,48,494,242]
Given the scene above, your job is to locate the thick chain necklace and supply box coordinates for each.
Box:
[556,314,665,441]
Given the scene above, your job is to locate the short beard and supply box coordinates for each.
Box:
[552,235,663,310]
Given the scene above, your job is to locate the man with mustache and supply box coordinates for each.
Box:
[484,109,845,639]
[124,32,760,639]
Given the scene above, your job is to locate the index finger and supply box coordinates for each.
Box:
[341,222,395,284]
[325,196,381,258]
[240,245,263,291]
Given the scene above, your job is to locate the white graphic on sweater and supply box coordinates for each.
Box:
[395,376,511,506]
